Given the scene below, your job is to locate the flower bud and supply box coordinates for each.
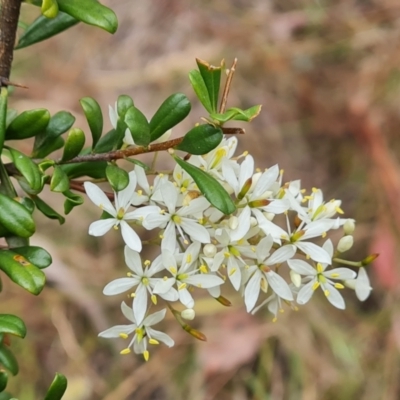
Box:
[250,217,257,227]
[229,215,239,230]
[343,219,356,235]
[181,309,195,320]
[361,253,379,266]
[290,270,302,287]
[203,243,217,258]
[337,235,354,253]
[263,212,275,221]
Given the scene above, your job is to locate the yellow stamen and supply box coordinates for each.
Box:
[149,339,159,345]
[334,283,344,289]
[119,333,128,339]
[229,268,237,276]
[151,294,157,304]
[312,281,320,290]
[143,350,150,361]
[120,348,131,355]
[324,289,330,297]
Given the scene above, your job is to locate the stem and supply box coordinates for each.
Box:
[0,0,22,84]
[150,151,159,171]
[219,58,237,114]
[332,258,362,267]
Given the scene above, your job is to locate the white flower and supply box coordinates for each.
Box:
[143,181,210,251]
[99,303,174,361]
[287,240,356,309]
[84,172,158,252]
[103,246,178,324]
[243,236,295,312]
[131,166,167,206]
[345,267,372,301]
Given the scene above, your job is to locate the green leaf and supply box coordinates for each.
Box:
[93,129,120,153]
[0,88,7,154]
[124,107,150,146]
[57,0,118,34]
[61,128,85,161]
[31,196,65,225]
[43,373,67,400]
[0,369,7,392]
[228,105,262,122]
[175,125,223,155]
[50,166,70,192]
[117,95,134,117]
[8,148,43,193]
[0,249,46,295]
[5,109,50,140]
[80,97,103,148]
[196,58,223,113]
[32,136,65,159]
[10,246,52,269]
[41,0,59,18]
[0,344,18,375]
[63,190,83,215]
[149,93,191,142]
[0,194,35,238]
[173,156,235,215]
[61,160,107,179]
[0,315,26,338]
[6,109,17,128]
[209,109,237,124]
[124,158,149,170]
[189,70,212,113]
[16,12,78,49]
[106,165,129,192]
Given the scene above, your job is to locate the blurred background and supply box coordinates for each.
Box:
[3,0,400,399]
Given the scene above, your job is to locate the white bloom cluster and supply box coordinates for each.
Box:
[85,135,372,360]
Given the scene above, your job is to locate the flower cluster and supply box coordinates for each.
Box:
[85,135,373,360]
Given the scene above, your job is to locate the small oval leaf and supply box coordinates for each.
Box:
[41,0,59,18]
[43,373,68,400]
[57,0,118,34]
[149,93,191,142]
[0,315,26,338]
[8,148,43,193]
[10,246,52,269]
[0,194,35,238]
[189,70,212,113]
[63,190,84,215]
[124,107,150,146]
[106,165,129,192]
[173,156,235,215]
[62,128,85,161]
[0,369,7,392]
[0,250,46,295]
[16,12,78,50]
[5,109,50,140]
[0,344,18,376]
[175,125,223,155]
[50,166,70,192]
[31,196,65,225]
[80,97,103,148]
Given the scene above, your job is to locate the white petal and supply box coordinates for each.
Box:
[120,221,142,252]
[143,309,166,326]
[179,288,194,308]
[98,324,135,338]
[133,284,147,325]
[108,103,118,128]
[301,220,335,240]
[103,277,138,295]
[230,206,251,242]
[161,222,177,251]
[265,271,293,300]
[296,280,315,304]
[161,181,178,214]
[238,155,254,191]
[135,165,150,192]
[296,241,331,264]
[322,282,346,309]
[322,239,334,258]
[124,246,143,275]
[244,270,261,312]
[256,235,273,261]
[266,245,296,265]
[121,301,135,322]
[179,197,210,216]
[116,171,137,209]
[142,212,170,230]
[153,278,176,294]
[262,199,290,214]
[227,257,242,291]
[125,205,161,221]
[252,164,279,199]
[181,219,210,243]
[84,182,115,215]
[355,268,372,301]
[147,327,175,347]
[287,259,316,276]
[184,274,224,288]
[158,287,179,301]
[324,267,356,280]
[88,219,115,236]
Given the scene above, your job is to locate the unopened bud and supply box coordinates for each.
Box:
[250,217,257,227]
[263,212,275,221]
[215,295,232,306]
[181,309,195,320]
[229,215,239,230]
[343,219,356,235]
[290,270,302,287]
[361,253,379,266]
[337,235,354,253]
[238,177,252,200]
[203,243,217,258]
[187,327,207,341]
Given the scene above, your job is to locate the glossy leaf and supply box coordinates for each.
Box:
[149,93,191,142]
[41,0,59,18]
[0,369,7,392]
[0,194,35,238]
[117,95,134,117]
[33,136,65,159]
[124,107,150,146]
[93,129,119,153]
[62,128,85,161]
[57,0,118,34]
[43,373,68,400]
[196,58,223,113]
[124,158,149,170]
[61,160,107,179]
[63,190,84,215]
[0,344,18,376]
[209,109,237,124]
[11,246,52,269]
[8,148,43,193]
[16,12,78,49]
[50,166,70,192]
[175,124,223,155]
[106,165,129,192]
[5,109,17,128]
[5,109,50,140]
[189,70,212,113]
[173,156,235,215]
[31,196,65,225]
[0,250,45,295]
[229,105,262,122]
[80,97,103,148]
[0,315,26,338]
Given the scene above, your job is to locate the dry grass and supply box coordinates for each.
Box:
[3,0,400,399]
